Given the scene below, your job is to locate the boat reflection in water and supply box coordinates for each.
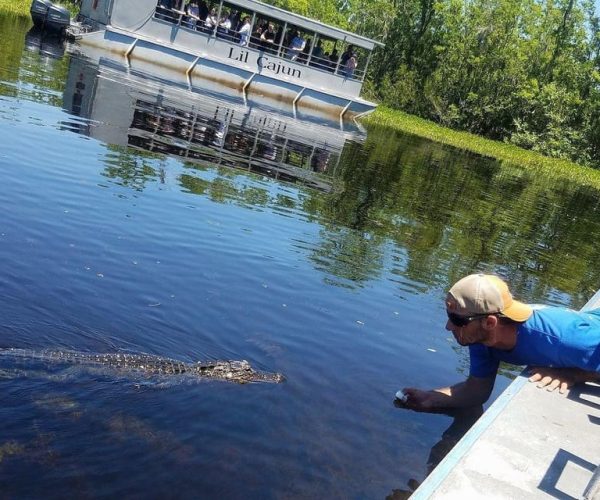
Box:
[61,51,363,192]
[25,27,66,60]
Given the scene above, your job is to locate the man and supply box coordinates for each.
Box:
[403,273,600,410]
[259,23,276,53]
[286,31,306,61]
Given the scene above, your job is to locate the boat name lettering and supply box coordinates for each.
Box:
[227,46,250,64]
[257,56,302,78]
[226,48,301,79]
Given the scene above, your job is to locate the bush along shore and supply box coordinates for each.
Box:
[363,107,600,191]
[0,0,33,16]
[3,0,599,177]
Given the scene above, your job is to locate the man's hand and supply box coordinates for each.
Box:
[397,377,495,411]
[528,366,596,393]
[401,388,440,411]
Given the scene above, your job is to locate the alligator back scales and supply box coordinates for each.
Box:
[0,348,284,383]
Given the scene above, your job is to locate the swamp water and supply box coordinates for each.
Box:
[1,14,600,498]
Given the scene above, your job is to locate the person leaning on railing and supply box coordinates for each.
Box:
[259,23,276,53]
[238,16,251,46]
[204,8,218,31]
[217,11,232,38]
[184,0,200,29]
[286,31,306,61]
[401,274,600,410]
[343,52,357,78]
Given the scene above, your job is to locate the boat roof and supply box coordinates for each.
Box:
[221,0,385,50]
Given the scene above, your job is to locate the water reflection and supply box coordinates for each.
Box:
[25,28,65,60]
[15,27,600,303]
[7,24,600,305]
[60,53,352,192]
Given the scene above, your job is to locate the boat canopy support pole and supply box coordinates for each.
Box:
[361,51,373,83]
[125,38,138,65]
[186,55,202,88]
[212,0,224,38]
[292,88,306,118]
[334,38,346,75]
[242,72,257,105]
[340,99,353,127]
[306,35,317,66]
[277,22,288,58]
[249,13,256,40]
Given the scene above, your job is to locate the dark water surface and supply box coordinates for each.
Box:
[2,14,600,498]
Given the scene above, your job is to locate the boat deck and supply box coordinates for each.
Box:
[411,291,600,499]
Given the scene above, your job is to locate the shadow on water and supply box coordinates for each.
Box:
[386,405,484,499]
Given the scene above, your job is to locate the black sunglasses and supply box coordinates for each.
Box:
[446,311,492,327]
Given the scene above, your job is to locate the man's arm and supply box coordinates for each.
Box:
[528,367,600,393]
[403,376,496,410]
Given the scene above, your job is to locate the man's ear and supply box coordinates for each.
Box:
[483,314,498,330]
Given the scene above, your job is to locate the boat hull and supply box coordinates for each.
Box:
[75,27,377,121]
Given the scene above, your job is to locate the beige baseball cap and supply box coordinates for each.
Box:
[447,274,532,322]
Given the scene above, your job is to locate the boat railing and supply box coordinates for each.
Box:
[152,2,371,83]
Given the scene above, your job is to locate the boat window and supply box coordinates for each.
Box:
[334,43,368,81]
[306,34,338,73]
[248,16,283,55]
[154,0,186,23]
[281,24,312,64]
[213,2,253,43]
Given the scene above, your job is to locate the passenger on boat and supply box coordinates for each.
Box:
[217,12,232,38]
[259,23,276,53]
[309,40,324,67]
[184,0,200,29]
[328,49,339,72]
[204,8,218,30]
[198,0,209,24]
[230,10,241,31]
[286,31,306,61]
[399,274,600,410]
[238,16,251,46]
[298,38,311,64]
[343,52,357,78]
[340,45,354,67]
[320,51,331,69]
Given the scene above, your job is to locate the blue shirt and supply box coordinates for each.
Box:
[469,306,600,378]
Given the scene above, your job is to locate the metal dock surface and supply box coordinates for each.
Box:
[411,292,600,499]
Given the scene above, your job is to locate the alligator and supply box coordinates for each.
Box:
[0,348,284,384]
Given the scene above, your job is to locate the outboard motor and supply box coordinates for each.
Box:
[30,0,52,29]
[45,4,71,34]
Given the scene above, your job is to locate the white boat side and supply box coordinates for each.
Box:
[73,0,382,119]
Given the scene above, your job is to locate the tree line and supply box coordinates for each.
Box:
[269,0,600,169]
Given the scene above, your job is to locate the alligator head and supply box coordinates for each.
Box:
[192,360,284,384]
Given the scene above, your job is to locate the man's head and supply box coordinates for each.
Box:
[445,274,532,346]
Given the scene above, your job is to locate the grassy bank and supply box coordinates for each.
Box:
[0,0,77,16]
[0,0,31,16]
[364,106,600,190]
